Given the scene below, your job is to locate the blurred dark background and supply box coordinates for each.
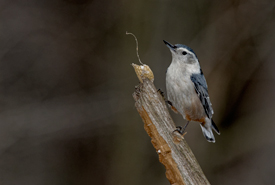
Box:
[0,0,275,184]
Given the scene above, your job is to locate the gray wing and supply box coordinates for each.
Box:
[190,73,214,118]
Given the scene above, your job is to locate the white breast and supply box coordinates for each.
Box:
[166,60,204,120]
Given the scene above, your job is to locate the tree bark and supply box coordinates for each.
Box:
[133,78,210,185]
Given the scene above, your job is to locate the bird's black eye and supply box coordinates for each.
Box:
[182,51,187,55]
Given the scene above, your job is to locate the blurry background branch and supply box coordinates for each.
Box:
[133,74,210,185]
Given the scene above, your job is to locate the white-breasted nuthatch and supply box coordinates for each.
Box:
[163,40,220,143]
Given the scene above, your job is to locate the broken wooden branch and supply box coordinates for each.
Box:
[132,65,210,185]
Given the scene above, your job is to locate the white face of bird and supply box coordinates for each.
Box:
[164,40,201,74]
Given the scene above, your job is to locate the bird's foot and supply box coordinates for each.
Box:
[157,89,166,100]
[166,100,173,106]
[173,126,187,136]
[173,126,183,134]
[172,126,187,143]
[157,89,179,113]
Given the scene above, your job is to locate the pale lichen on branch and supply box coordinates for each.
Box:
[126,31,154,83]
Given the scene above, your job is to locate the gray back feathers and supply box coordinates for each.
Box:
[190,72,214,118]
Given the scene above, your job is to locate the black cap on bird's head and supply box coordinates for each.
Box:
[163,40,197,58]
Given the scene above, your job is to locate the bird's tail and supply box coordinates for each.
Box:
[200,119,220,143]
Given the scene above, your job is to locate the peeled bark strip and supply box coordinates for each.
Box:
[133,78,210,185]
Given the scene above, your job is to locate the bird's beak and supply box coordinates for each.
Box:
[163,40,176,52]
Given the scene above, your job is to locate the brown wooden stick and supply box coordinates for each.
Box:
[133,78,210,185]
